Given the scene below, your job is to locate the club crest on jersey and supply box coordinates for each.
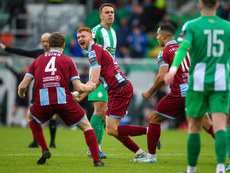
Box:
[55,75,61,81]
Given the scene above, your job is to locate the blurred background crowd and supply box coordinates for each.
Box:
[0,0,229,128]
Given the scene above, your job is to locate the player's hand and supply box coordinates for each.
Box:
[142,91,152,100]
[18,91,25,98]
[164,71,176,85]
[87,81,97,91]
[0,43,6,50]
[75,92,88,102]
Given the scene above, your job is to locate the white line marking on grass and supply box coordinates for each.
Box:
[0,153,214,156]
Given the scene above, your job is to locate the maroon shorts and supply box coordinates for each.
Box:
[107,81,133,118]
[155,93,185,119]
[30,99,85,127]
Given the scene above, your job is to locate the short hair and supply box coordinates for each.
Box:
[99,3,115,13]
[200,0,217,10]
[159,23,175,36]
[77,27,92,34]
[48,32,65,48]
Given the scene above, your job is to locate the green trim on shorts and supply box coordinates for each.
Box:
[88,83,108,102]
[186,90,229,118]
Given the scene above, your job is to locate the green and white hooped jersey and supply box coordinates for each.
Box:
[183,16,230,92]
[91,24,117,57]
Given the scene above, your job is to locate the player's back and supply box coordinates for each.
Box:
[91,44,126,90]
[31,51,78,105]
[184,16,230,91]
[163,42,190,97]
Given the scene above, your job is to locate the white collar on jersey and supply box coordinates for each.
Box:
[49,50,61,53]
[165,40,177,47]
[87,40,95,53]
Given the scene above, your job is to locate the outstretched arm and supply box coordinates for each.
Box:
[142,65,168,100]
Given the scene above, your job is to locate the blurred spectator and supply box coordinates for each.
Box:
[160,13,178,28]
[127,25,148,58]
[117,18,130,48]
[218,0,230,20]
[116,46,130,58]
[5,0,28,39]
[128,4,144,29]
[2,59,29,127]
[67,38,84,58]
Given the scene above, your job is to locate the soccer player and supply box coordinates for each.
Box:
[0,33,57,148]
[133,23,214,163]
[87,3,117,158]
[77,27,147,160]
[164,0,230,172]
[18,32,106,167]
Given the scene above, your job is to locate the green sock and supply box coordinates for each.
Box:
[98,120,105,145]
[226,126,230,159]
[90,114,103,141]
[187,133,200,166]
[215,130,227,164]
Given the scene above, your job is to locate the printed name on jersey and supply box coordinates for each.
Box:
[89,50,98,66]
[43,76,61,82]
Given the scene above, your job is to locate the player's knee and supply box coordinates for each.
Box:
[94,109,107,117]
[106,126,118,136]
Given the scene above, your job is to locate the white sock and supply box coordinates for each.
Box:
[135,149,144,155]
[146,127,149,134]
[147,153,156,159]
[216,163,225,173]
[98,145,101,151]
[187,165,196,173]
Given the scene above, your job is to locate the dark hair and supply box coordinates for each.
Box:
[159,23,175,36]
[201,0,217,9]
[99,3,115,13]
[48,32,65,48]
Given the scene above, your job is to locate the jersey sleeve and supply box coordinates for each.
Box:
[26,60,36,78]
[157,50,169,66]
[69,59,80,81]
[89,49,101,69]
[182,23,193,45]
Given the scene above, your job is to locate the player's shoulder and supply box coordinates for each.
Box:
[92,24,103,34]
[182,17,202,31]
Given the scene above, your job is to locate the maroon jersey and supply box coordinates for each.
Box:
[88,42,127,90]
[26,50,79,106]
[158,40,190,97]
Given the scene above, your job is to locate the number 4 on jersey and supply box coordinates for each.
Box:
[45,56,57,75]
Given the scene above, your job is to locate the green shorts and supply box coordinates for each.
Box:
[186,90,229,118]
[88,83,108,102]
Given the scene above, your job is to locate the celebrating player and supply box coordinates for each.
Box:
[87,3,117,158]
[134,23,214,163]
[164,0,230,172]
[0,33,57,148]
[77,27,147,160]
[18,32,106,167]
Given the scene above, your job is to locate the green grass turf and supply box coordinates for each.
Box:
[0,126,224,173]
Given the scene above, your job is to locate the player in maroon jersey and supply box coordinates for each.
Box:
[77,27,148,160]
[133,23,214,163]
[18,32,106,167]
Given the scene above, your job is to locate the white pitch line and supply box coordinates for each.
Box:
[0,153,214,156]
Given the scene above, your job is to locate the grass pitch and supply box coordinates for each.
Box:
[0,126,222,173]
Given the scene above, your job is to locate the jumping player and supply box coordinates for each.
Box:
[18,32,106,167]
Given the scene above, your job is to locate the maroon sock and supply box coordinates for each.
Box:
[118,125,147,136]
[115,136,140,153]
[148,123,161,154]
[207,125,215,139]
[84,129,100,162]
[29,120,47,152]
